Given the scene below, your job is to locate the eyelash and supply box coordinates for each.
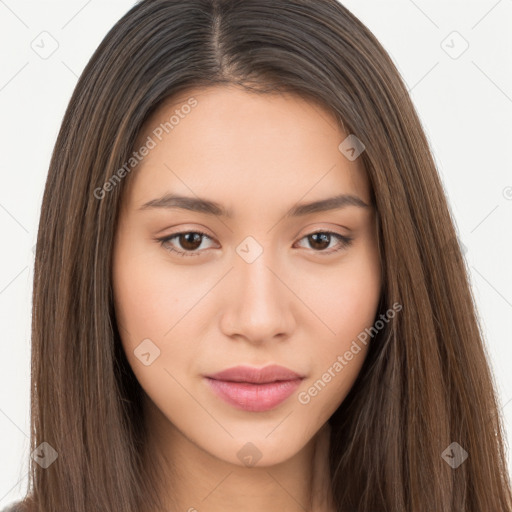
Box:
[155,230,353,257]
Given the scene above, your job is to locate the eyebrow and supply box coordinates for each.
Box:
[138,192,371,218]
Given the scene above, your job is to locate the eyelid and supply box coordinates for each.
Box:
[293,222,352,238]
[155,223,215,238]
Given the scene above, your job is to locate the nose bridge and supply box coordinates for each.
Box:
[240,253,280,304]
[221,240,292,341]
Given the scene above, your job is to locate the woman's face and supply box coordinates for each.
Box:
[112,85,381,467]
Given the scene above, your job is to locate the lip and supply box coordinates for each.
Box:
[206,364,304,384]
[204,365,305,412]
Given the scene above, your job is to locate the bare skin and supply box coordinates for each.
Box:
[112,85,381,512]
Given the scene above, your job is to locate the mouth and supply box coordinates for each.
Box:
[204,364,305,412]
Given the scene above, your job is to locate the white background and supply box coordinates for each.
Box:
[1,0,511,505]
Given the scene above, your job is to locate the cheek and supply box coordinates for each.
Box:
[112,248,207,379]
[299,252,380,344]
[112,255,196,409]
[113,246,196,339]
[297,252,380,408]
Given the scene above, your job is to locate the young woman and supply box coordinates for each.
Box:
[4,0,512,511]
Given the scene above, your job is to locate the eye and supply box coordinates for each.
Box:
[156,230,216,257]
[155,229,353,257]
[294,231,353,255]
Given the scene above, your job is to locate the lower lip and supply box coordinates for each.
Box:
[205,377,302,412]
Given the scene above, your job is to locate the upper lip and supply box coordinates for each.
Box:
[205,364,304,384]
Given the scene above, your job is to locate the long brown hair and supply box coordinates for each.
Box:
[19,0,512,510]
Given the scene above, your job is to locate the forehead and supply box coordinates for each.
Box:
[124,85,371,211]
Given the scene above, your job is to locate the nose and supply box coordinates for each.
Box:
[219,253,296,345]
